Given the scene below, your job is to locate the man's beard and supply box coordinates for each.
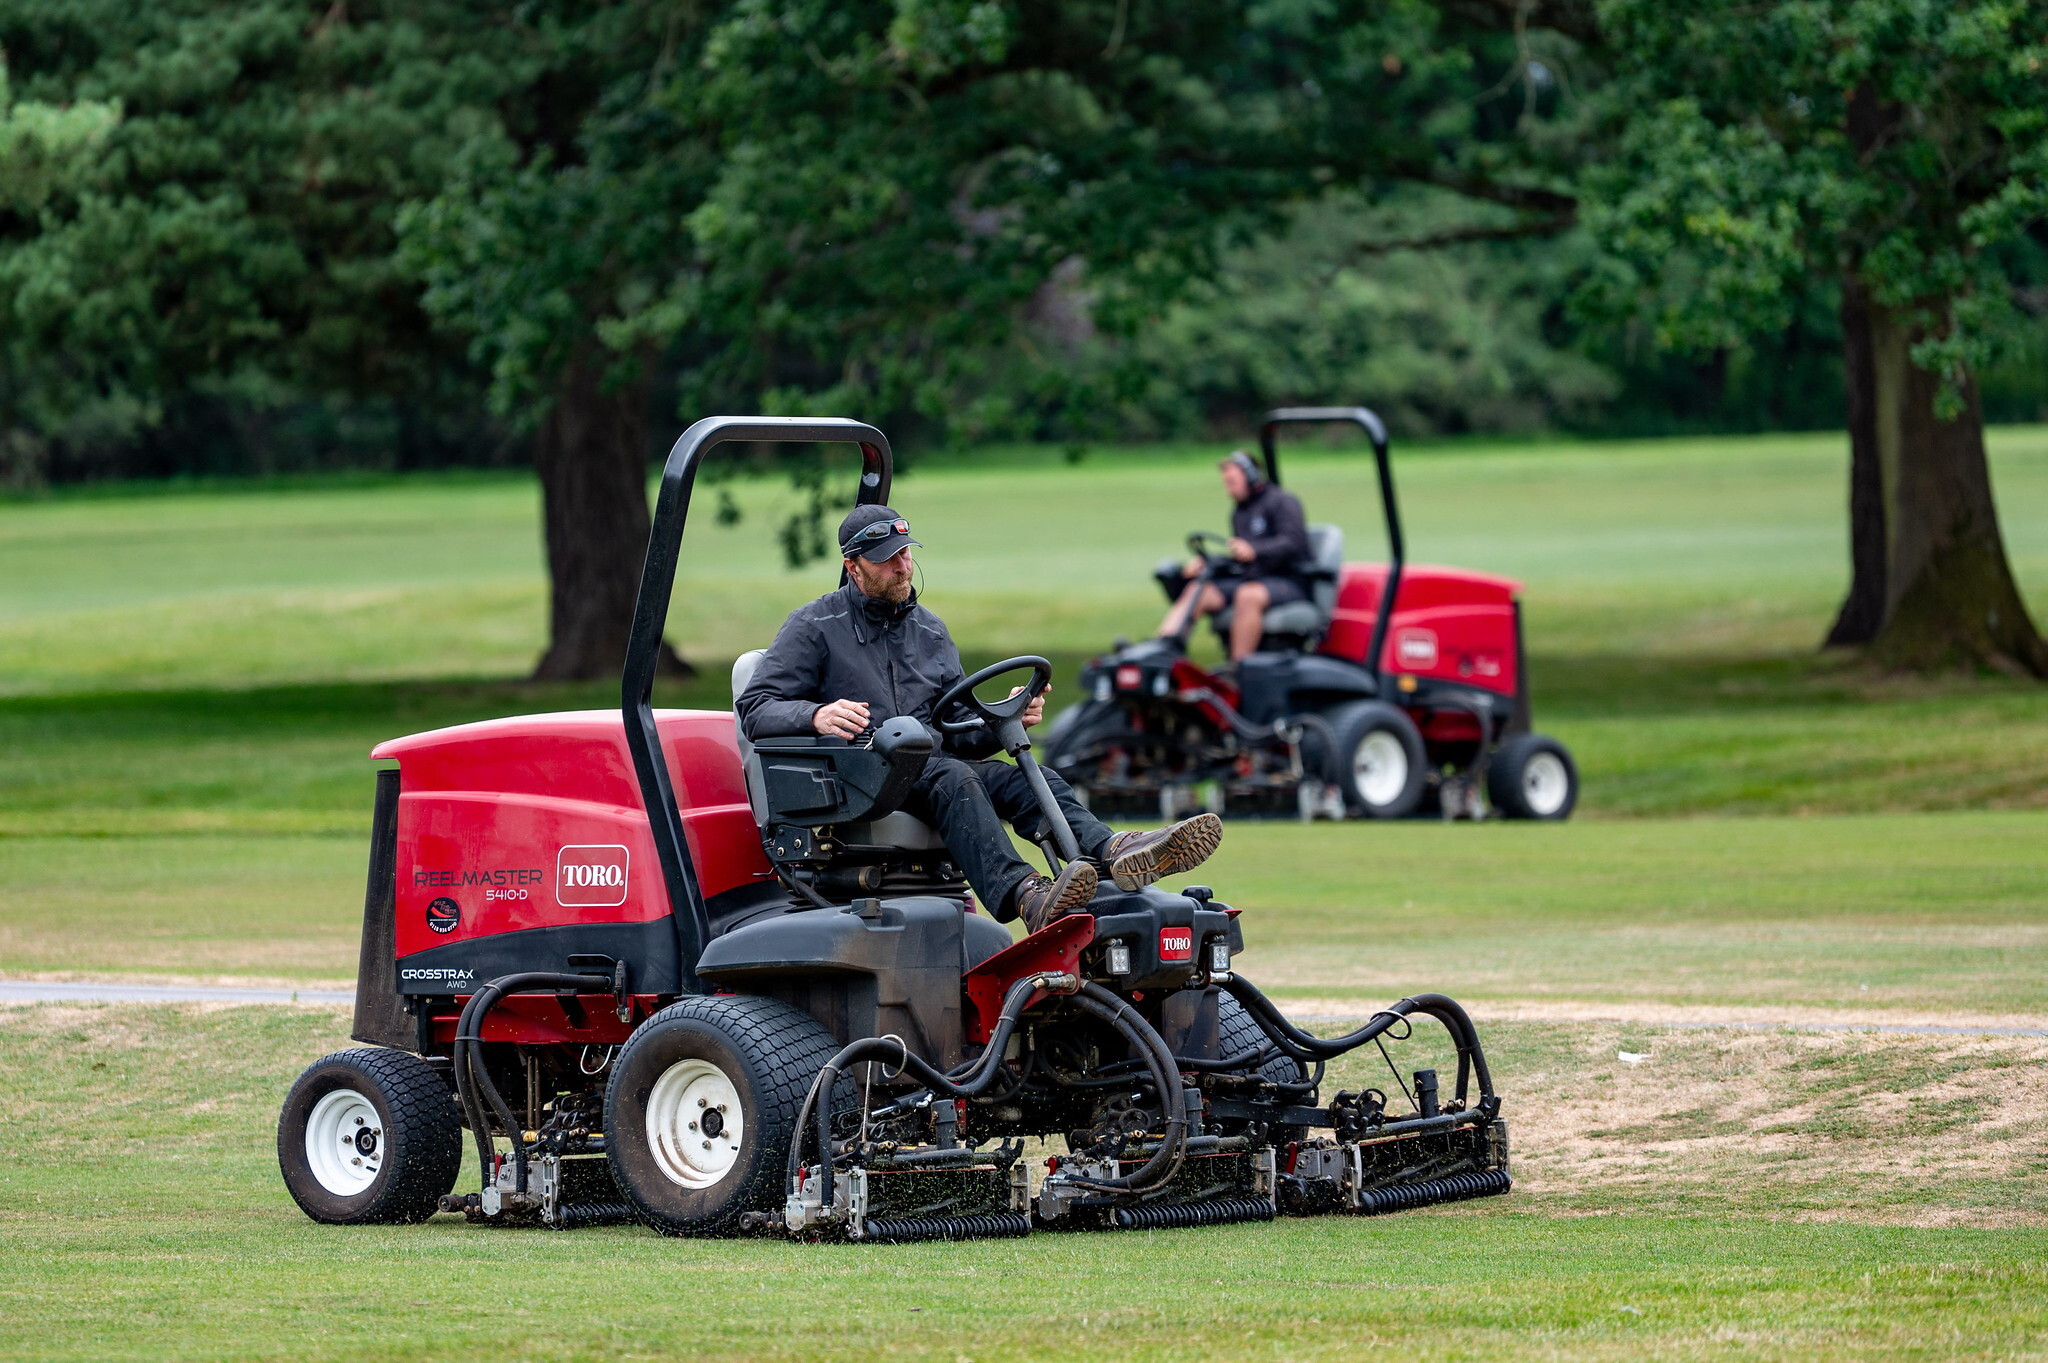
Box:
[853,564,913,603]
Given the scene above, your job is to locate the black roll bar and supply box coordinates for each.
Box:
[621,416,894,991]
[1257,406,1402,695]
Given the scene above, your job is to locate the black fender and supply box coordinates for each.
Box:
[694,897,1011,1069]
[1282,653,1379,714]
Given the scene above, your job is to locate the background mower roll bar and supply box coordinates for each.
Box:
[622,416,894,992]
[1257,406,1401,694]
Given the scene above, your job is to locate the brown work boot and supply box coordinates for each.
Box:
[1102,812,1224,892]
[1013,860,1099,933]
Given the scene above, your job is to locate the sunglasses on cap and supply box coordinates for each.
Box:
[841,517,912,555]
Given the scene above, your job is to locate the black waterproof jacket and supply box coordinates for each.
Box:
[1231,481,1312,579]
[736,581,1000,760]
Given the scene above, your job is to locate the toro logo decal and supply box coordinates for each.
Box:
[1158,927,1194,962]
[1395,628,1439,669]
[556,845,630,908]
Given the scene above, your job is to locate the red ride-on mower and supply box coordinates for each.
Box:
[1043,407,1577,821]
[278,416,1511,1241]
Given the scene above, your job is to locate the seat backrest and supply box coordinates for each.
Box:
[731,649,767,764]
[731,649,767,821]
[1305,523,1345,614]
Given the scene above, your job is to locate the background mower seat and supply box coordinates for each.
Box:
[1211,522,1344,646]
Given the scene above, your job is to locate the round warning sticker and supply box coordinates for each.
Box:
[426,896,460,934]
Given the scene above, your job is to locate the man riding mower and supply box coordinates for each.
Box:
[1156,451,1317,663]
[1045,406,1579,823]
[277,416,1511,1242]
[734,502,1223,932]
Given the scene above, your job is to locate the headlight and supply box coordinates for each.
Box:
[1106,940,1132,976]
[1208,938,1231,973]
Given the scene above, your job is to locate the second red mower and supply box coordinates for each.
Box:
[1044,406,1578,822]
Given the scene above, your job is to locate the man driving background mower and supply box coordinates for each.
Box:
[1156,450,1313,661]
[736,504,1222,933]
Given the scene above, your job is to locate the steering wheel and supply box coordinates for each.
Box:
[932,655,1080,864]
[1186,530,1232,564]
[934,656,1055,737]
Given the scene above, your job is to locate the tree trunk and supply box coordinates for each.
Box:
[1823,273,1886,646]
[1863,299,2048,676]
[530,347,691,682]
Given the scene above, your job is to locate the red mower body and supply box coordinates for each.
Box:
[1319,563,1522,700]
[375,710,768,958]
[370,711,778,1044]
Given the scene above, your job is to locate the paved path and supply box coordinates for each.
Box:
[7,979,2046,1037]
[0,980,355,1005]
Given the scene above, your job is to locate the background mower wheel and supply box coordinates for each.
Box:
[1487,733,1578,820]
[277,1048,463,1224]
[605,994,840,1237]
[1324,701,1428,818]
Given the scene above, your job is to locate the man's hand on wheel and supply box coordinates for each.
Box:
[1226,536,1256,563]
[1009,684,1049,729]
[813,698,871,738]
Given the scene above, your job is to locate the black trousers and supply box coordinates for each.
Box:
[901,756,1116,921]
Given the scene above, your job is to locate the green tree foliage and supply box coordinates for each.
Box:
[994,188,1618,441]
[1580,0,2048,674]
[0,1,513,486]
[396,0,1586,674]
[0,52,116,485]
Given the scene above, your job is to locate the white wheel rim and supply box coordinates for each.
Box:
[1522,752,1570,815]
[645,1058,745,1189]
[305,1088,383,1196]
[1352,730,1409,808]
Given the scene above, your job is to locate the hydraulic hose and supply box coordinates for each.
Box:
[790,972,1068,1212]
[1220,975,1494,1104]
[452,971,610,1194]
[1056,981,1189,1194]
[789,973,1198,1212]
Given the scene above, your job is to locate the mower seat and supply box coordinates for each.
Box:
[730,649,946,852]
[1212,522,1344,645]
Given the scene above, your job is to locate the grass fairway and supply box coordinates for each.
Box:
[5,430,2048,1358]
[6,814,2045,1022]
[2,1006,2043,1362]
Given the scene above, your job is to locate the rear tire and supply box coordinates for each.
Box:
[278,1048,463,1225]
[1488,733,1578,820]
[1215,994,1311,1145]
[1324,701,1427,818]
[605,994,840,1237]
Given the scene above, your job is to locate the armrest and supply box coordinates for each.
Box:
[744,718,934,826]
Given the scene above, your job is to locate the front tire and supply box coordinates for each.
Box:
[278,1048,463,1225]
[1324,701,1428,818]
[1488,733,1578,820]
[605,995,840,1237]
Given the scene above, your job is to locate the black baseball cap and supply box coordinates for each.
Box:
[838,504,921,562]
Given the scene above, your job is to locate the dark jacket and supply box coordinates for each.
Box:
[736,581,999,760]
[1232,481,1312,579]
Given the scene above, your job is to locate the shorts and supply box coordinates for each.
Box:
[1215,575,1308,608]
